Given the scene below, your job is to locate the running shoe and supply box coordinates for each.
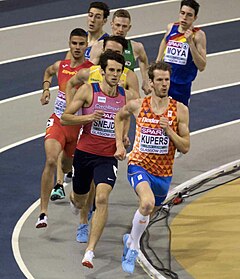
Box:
[122,249,139,274]
[82,250,94,268]
[50,183,65,201]
[36,213,48,229]
[64,171,72,183]
[122,234,130,261]
[76,224,89,243]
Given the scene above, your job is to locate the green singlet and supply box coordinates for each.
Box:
[124,40,136,71]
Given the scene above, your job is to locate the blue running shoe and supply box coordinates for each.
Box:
[122,234,130,261]
[76,224,89,243]
[122,249,138,274]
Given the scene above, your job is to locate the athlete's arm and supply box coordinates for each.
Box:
[185,29,207,71]
[156,23,172,62]
[114,98,141,160]
[160,102,190,154]
[89,41,103,65]
[40,61,60,105]
[61,83,104,126]
[132,41,151,95]
[65,68,90,105]
[126,70,140,97]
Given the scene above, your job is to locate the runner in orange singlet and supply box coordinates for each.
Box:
[114,61,190,274]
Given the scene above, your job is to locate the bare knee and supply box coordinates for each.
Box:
[45,157,57,170]
[95,193,108,208]
[140,200,155,215]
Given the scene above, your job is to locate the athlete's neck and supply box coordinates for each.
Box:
[70,57,85,68]
[100,81,118,97]
[151,95,169,115]
[88,30,104,46]
[178,24,193,33]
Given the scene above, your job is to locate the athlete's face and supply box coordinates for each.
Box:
[151,69,170,98]
[103,60,123,87]
[104,41,123,55]
[87,8,106,33]
[69,36,87,59]
[179,5,197,30]
[111,16,131,37]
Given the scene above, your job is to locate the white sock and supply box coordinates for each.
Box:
[129,209,149,250]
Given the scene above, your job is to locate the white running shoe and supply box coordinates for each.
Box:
[36,213,48,229]
[64,171,72,183]
[82,250,95,268]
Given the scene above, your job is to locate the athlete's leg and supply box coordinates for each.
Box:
[85,183,112,251]
[79,181,95,224]
[40,139,62,215]
[56,151,64,185]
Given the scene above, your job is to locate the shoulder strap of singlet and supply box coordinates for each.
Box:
[117,85,125,96]
[91,83,101,93]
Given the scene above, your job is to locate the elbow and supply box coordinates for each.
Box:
[181,144,190,154]
[199,62,206,72]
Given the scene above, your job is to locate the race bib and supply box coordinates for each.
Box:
[91,111,115,138]
[139,127,169,154]
[54,90,66,118]
[164,40,189,65]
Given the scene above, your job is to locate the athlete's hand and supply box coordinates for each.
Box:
[40,90,50,105]
[91,110,104,121]
[160,116,170,131]
[142,79,152,95]
[184,29,194,43]
[114,143,127,161]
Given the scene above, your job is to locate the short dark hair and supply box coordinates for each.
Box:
[70,28,87,39]
[103,35,128,52]
[99,50,125,72]
[88,2,110,19]
[180,0,200,16]
[112,9,131,21]
[148,61,172,81]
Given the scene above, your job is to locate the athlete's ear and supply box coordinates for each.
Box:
[128,24,132,32]
[100,68,105,76]
[103,18,107,25]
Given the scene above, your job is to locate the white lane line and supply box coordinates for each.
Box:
[128,17,240,39]
[12,201,39,279]
[0,0,180,31]
[192,81,240,95]
[10,118,240,279]
[0,133,44,153]
[0,86,58,104]
[0,17,239,65]
[1,74,239,105]
[0,50,69,65]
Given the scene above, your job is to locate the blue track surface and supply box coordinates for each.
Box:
[0,0,162,27]
[1,21,240,100]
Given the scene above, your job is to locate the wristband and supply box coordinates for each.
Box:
[42,80,51,86]
[43,89,50,93]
